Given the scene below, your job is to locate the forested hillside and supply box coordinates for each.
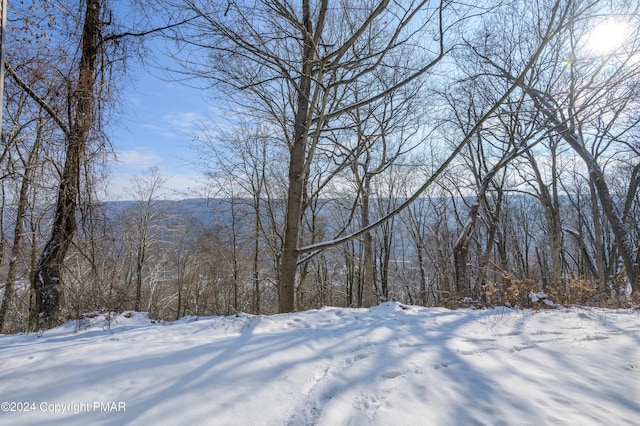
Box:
[0,191,636,333]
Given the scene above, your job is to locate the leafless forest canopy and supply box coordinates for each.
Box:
[1,0,639,332]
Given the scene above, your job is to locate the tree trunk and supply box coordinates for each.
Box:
[279,0,316,313]
[522,88,639,293]
[476,189,503,299]
[253,197,261,314]
[134,236,145,312]
[0,126,42,332]
[453,203,478,295]
[30,0,100,330]
[527,149,564,293]
[576,149,637,292]
[380,221,393,302]
[589,179,607,291]
[361,176,376,308]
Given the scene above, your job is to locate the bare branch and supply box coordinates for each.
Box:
[5,62,69,136]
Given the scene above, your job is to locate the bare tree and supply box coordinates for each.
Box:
[0,106,48,331]
[123,167,167,312]
[198,124,286,313]
[480,0,640,291]
[94,0,583,314]
[524,141,566,293]
[161,0,451,311]
[5,0,103,329]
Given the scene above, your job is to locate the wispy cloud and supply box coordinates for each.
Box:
[140,123,179,139]
[164,111,208,138]
[138,111,209,141]
[100,170,206,201]
[116,150,162,169]
[166,111,202,127]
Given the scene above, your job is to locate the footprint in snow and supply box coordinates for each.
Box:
[344,352,371,366]
[380,370,403,380]
[580,334,609,341]
[509,343,537,352]
[434,361,455,369]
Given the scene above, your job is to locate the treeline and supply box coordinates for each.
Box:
[0,0,639,332]
[1,182,637,334]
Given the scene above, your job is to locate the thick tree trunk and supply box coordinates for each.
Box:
[30,0,100,329]
[279,123,309,312]
[380,221,393,302]
[476,199,501,300]
[278,0,318,313]
[134,240,145,312]
[30,139,81,329]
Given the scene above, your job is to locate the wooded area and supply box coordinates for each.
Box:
[0,0,639,332]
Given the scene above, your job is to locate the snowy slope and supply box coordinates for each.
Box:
[0,303,639,425]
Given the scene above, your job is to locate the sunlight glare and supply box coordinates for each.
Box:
[588,19,628,54]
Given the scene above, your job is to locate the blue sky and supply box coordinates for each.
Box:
[106,59,213,201]
[103,7,627,202]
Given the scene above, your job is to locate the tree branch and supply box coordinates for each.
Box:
[297,0,564,257]
[102,16,200,43]
[5,62,70,136]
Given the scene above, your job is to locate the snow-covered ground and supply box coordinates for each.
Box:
[0,302,639,425]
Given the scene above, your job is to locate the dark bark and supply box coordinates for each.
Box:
[30,0,100,330]
[279,0,320,313]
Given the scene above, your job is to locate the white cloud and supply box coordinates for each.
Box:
[165,111,202,128]
[101,169,206,201]
[164,111,209,139]
[137,111,209,141]
[116,150,162,169]
[163,173,208,199]
[140,123,179,139]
